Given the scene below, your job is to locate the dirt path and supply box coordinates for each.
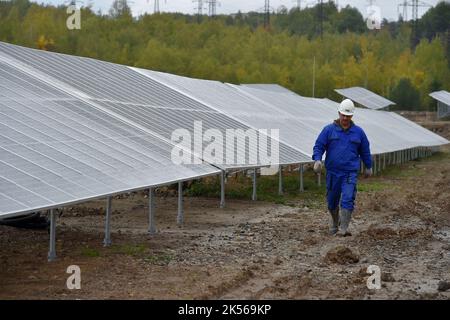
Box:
[0,149,449,300]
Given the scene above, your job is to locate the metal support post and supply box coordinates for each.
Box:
[48,209,57,262]
[220,171,225,209]
[177,182,184,225]
[278,165,283,196]
[252,168,257,201]
[299,164,304,192]
[148,188,156,235]
[104,196,112,247]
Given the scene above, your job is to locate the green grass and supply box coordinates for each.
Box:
[424,151,450,162]
[144,252,174,265]
[357,181,389,192]
[81,246,101,258]
[184,151,449,205]
[111,244,147,256]
[379,163,424,178]
[110,244,174,265]
[185,169,327,208]
[377,152,449,178]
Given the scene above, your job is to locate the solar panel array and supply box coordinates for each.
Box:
[127,71,448,157]
[430,90,450,119]
[335,87,396,110]
[237,85,448,153]
[1,42,448,219]
[134,69,316,157]
[430,90,450,105]
[0,42,310,218]
[0,42,308,169]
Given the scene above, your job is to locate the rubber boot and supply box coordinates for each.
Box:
[328,208,339,235]
[337,208,353,236]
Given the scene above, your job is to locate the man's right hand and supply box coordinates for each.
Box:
[313,161,323,173]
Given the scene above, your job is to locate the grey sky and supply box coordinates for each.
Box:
[38,0,444,21]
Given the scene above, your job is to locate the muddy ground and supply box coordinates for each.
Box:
[1,144,449,300]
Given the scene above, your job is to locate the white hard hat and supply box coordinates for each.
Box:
[338,99,355,116]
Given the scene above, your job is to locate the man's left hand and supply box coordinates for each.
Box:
[364,168,373,178]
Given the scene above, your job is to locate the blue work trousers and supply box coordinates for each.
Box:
[326,171,358,211]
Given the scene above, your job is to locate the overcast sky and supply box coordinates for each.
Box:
[37,0,445,21]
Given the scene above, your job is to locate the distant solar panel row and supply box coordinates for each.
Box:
[335,87,396,110]
[134,71,448,157]
[430,90,450,119]
[237,85,448,152]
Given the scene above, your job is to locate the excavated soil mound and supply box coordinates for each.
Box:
[324,246,360,265]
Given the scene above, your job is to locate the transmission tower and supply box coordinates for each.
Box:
[318,0,323,39]
[154,0,160,13]
[413,0,419,21]
[398,0,431,21]
[207,0,218,17]
[264,0,270,29]
[65,0,83,7]
[293,0,302,10]
[398,0,431,46]
[397,0,408,21]
[194,0,205,16]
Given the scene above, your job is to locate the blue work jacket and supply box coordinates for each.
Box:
[312,120,372,174]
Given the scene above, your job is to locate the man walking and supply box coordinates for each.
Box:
[312,99,372,236]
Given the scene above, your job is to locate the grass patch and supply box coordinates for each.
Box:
[111,244,147,256]
[381,164,425,178]
[110,244,174,265]
[185,151,449,207]
[185,169,327,208]
[425,151,450,162]
[357,181,389,192]
[81,246,100,258]
[144,252,174,265]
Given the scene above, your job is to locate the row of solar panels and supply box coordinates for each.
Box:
[337,85,450,119]
[0,41,448,218]
[429,90,450,119]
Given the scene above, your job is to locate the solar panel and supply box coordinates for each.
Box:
[241,84,297,95]
[235,85,386,154]
[430,90,450,105]
[430,90,450,119]
[0,58,219,218]
[335,87,395,110]
[0,42,309,169]
[133,70,317,157]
